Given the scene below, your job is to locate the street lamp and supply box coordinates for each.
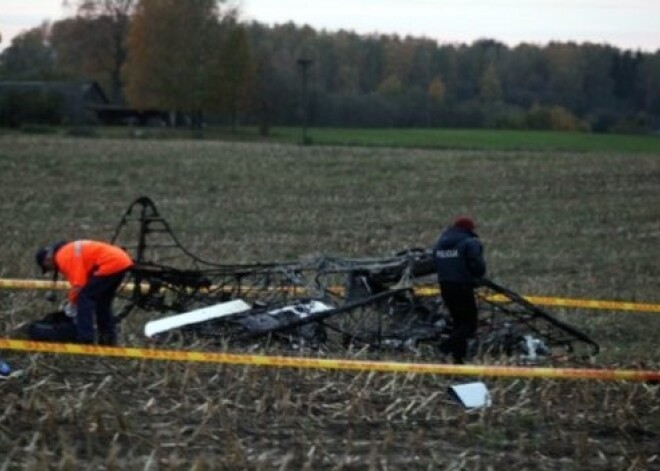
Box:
[297,57,313,145]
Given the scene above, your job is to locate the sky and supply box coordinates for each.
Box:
[1,0,659,52]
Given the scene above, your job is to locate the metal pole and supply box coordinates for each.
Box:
[297,58,313,145]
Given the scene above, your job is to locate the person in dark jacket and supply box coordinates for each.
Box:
[433,216,486,363]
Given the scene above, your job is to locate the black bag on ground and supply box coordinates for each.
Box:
[27,311,77,342]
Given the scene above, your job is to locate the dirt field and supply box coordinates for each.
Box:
[1,135,659,469]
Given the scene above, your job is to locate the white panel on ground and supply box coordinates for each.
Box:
[448,382,492,409]
[144,299,251,337]
[267,300,332,318]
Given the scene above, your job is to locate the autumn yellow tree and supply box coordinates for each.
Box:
[123,0,222,125]
[428,75,446,104]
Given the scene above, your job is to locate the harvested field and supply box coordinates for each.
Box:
[1,135,659,469]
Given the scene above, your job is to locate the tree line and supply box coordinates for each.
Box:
[1,0,659,133]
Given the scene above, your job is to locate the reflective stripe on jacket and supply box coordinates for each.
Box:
[54,240,134,303]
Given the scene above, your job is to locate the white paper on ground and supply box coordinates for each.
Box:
[144,299,251,338]
[448,382,492,409]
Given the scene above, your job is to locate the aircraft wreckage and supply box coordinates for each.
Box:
[29,196,599,364]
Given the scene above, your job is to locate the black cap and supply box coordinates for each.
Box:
[35,247,50,273]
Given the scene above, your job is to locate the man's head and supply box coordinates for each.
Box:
[35,241,67,274]
[35,247,53,274]
[453,216,476,232]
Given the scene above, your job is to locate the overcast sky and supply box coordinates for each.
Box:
[1,0,658,52]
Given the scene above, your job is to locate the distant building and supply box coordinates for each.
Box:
[0,80,169,126]
[0,80,108,125]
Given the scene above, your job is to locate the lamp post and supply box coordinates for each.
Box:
[297,57,313,145]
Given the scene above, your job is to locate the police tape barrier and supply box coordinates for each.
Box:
[0,278,303,295]
[0,279,71,291]
[1,338,659,382]
[2,278,660,314]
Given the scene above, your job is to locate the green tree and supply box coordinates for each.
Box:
[209,19,253,129]
[0,25,56,80]
[382,36,414,84]
[479,63,502,102]
[377,75,403,97]
[357,37,385,93]
[543,42,585,113]
[638,52,660,116]
[500,43,545,108]
[50,17,120,98]
[580,44,616,112]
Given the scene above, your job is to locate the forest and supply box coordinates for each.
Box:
[1,0,659,133]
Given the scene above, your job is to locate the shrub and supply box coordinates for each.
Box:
[589,111,619,133]
[525,104,589,131]
[19,124,57,134]
[611,113,652,134]
[66,126,98,138]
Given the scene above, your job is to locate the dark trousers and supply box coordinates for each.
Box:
[76,270,128,345]
[439,281,479,363]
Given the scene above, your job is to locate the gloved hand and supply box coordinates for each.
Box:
[61,301,77,318]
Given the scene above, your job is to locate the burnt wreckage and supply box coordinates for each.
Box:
[33,197,600,363]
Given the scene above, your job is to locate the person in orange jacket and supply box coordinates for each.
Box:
[36,240,134,345]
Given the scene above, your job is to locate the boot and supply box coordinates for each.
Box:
[98,333,117,346]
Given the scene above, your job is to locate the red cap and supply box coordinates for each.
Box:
[453,216,476,232]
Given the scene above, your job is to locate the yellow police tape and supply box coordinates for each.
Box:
[2,278,659,314]
[1,338,658,382]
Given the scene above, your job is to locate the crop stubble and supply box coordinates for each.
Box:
[0,135,659,469]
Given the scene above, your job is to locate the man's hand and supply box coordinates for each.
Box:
[62,301,77,318]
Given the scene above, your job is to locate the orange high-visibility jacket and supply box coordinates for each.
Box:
[54,240,134,303]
